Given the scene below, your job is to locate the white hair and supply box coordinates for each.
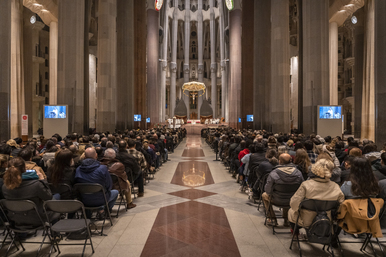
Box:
[104,148,116,158]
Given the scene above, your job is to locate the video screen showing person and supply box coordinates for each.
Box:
[238,117,241,123]
[134,114,141,122]
[319,106,342,119]
[247,115,254,122]
[146,117,150,123]
[44,106,66,119]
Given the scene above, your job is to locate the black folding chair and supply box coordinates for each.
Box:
[126,167,138,199]
[264,183,301,234]
[73,183,114,236]
[0,199,57,256]
[289,199,341,257]
[43,200,95,257]
[254,173,270,210]
[110,174,128,217]
[48,183,72,200]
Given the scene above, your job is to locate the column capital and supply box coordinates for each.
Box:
[170,62,177,72]
[211,63,217,73]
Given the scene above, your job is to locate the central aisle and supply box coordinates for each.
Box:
[140,135,240,256]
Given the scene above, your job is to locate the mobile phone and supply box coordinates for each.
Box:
[26,170,36,173]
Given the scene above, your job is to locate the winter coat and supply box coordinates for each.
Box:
[116,150,141,181]
[249,152,268,173]
[372,159,386,181]
[288,175,344,227]
[338,198,384,238]
[264,164,304,206]
[25,161,47,179]
[75,158,113,207]
[2,173,56,228]
[100,158,129,192]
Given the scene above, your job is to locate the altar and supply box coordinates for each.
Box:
[187,119,201,124]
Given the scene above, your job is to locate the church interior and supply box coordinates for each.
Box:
[1,0,386,256]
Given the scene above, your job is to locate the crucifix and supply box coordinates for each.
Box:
[191,91,198,104]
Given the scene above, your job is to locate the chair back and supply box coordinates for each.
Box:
[73,183,105,195]
[271,183,301,207]
[300,199,340,213]
[110,173,123,191]
[48,183,72,195]
[1,199,38,213]
[0,199,45,229]
[44,200,85,214]
[259,173,270,191]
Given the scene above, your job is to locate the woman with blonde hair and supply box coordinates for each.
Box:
[294,149,311,180]
[288,159,345,232]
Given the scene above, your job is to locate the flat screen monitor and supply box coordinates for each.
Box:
[246,115,254,122]
[44,106,66,119]
[238,117,241,123]
[319,106,342,119]
[134,114,141,122]
[146,117,150,123]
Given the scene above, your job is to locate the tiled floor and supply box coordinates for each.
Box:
[2,130,385,256]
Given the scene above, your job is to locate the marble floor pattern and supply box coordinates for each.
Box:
[1,131,385,256]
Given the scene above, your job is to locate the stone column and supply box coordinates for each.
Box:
[253,0,271,130]
[170,0,178,118]
[229,1,242,128]
[0,1,11,141]
[302,0,329,135]
[329,21,338,105]
[242,0,254,129]
[160,3,169,122]
[134,0,147,129]
[49,21,58,105]
[96,0,116,132]
[210,0,217,118]
[10,0,25,138]
[374,0,386,147]
[147,2,160,126]
[361,0,375,140]
[184,0,191,118]
[219,0,227,120]
[23,13,33,138]
[58,0,86,134]
[354,8,364,139]
[197,0,203,119]
[89,54,97,129]
[117,0,134,130]
[271,0,290,133]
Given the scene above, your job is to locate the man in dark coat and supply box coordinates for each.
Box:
[75,148,118,211]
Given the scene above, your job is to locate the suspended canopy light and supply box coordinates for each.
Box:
[155,0,163,11]
[182,81,206,97]
[225,0,234,10]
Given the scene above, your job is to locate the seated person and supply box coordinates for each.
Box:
[288,159,344,232]
[341,157,379,199]
[47,149,75,200]
[2,157,57,228]
[100,149,136,209]
[263,153,304,226]
[75,148,119,218]
[18,147,46,179]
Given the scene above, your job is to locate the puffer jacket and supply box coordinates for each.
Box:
[75,158,112,207]
[264,164,304,206]
[288,173,345,227]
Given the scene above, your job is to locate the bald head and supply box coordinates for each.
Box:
[85,147,97,159]
[279,153,292,165]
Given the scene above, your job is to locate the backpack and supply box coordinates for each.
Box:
[306,211,332,245]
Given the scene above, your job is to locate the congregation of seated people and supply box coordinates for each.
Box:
[203,128,386,252]
[0,128,186,252]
